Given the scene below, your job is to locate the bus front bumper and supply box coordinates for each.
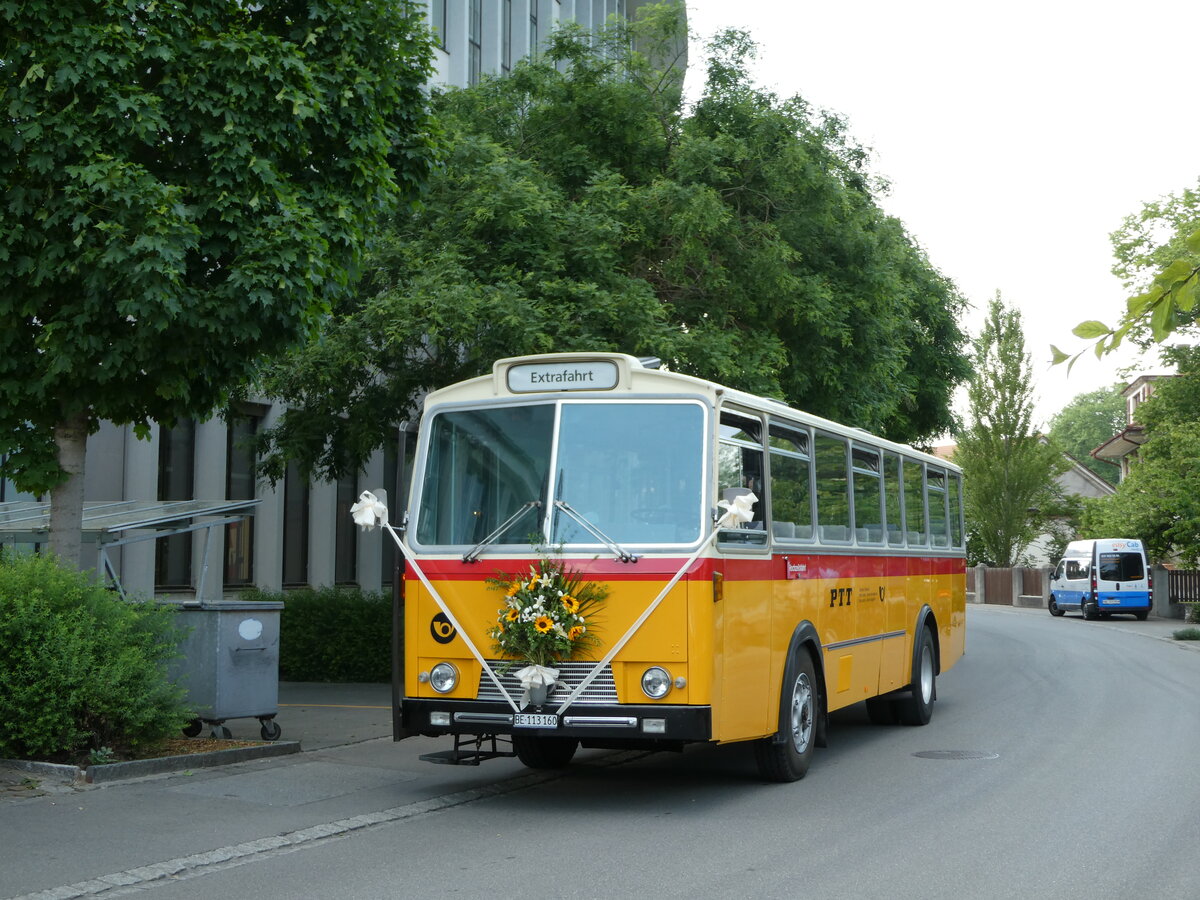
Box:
[402,698,712,743]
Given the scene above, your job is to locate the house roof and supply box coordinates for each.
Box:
[1092,424,1146,462]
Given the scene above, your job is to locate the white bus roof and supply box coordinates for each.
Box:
[422,352,959,473]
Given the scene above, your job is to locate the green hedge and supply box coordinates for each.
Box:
[244,586,392,683]
[0,552,191,763]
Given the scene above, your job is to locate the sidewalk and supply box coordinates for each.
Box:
[0,681,547,899]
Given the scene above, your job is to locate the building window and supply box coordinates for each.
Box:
[223,414,258,587]
[431,0,447,50]
[335,470,358,584]
[282,460,309,587]
[156,419,195,589]
[502,0,513,73]
[468,0,482,85]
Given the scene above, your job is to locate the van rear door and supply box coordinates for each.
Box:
[1095,545,1150,612]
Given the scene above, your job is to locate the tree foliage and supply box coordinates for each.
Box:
[1046,386,1125,486]
[1055,180,1200,366]
[0,0,437,559]
[254,7,969,483]
[1081,346,1200,565]
[955,295,1070,566]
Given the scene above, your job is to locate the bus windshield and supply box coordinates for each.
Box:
[415,401,706,548]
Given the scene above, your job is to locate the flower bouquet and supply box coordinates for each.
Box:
[487,557,607,707]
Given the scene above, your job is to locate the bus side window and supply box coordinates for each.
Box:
[927,467,949,548]
[851,445,883,544]
[718,411,765,529]
[948,473,964,548]
[884,452,904,546]
[768,421,813,541]
[814,432,850,542]
[902,458,927,546]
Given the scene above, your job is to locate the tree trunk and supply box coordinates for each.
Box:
[49,411,90,569]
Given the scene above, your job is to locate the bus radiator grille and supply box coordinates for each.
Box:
[476,660,618,705]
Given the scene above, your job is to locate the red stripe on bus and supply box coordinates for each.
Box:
[407,554,964,582]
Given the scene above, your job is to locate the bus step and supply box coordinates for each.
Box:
[419,734,515,766]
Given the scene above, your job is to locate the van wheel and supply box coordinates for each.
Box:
[898,627,936,726]
[755,650,817,782]
[512,735,578,769]
[1082,599,1099,621]
[1048,595,1065,617]
[1135,610,1150,621]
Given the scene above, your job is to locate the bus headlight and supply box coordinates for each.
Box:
[429,662,459,694]
[641,666,672,699]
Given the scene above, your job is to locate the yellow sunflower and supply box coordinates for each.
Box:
[534,616,554,633]
[568,625,585,641]
[561,594,579,614]
[505,608,519,622]
[505,582,521,597]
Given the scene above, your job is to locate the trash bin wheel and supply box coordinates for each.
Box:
[211,724,232,739]
[182,718,203,738]
[260,719,282,741]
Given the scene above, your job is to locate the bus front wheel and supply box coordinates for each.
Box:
[512,734,578,769]
[898,627,936,726]
[755,650,817,783]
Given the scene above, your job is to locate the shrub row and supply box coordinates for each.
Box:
[243,586,392,683]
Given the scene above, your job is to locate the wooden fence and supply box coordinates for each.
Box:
[1168,569,1200,604]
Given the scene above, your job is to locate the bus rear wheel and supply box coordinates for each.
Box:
[898,627,936,726]
[512,734,578,769]
[755,650,817,782]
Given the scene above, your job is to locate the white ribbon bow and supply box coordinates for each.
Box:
[513,664,562,709]
[350,490,389,530]
[716,491,758,527]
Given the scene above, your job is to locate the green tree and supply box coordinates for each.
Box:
[253,9,969,483]
[1082,346,1200,565]
[1046,386,1126,486]
[0,1,437,564]
[1055,180,1200,365]
[956,295,1070,566]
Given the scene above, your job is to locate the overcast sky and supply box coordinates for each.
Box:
[682,0,1198,428]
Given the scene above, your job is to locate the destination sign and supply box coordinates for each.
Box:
[507,360,619,393]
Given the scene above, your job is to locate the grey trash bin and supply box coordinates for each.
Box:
[167,599,285,741]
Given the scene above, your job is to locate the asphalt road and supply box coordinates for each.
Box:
[5,606,1199,899]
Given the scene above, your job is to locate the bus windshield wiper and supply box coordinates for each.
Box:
[462,501,541,563]
[554,500,639,564]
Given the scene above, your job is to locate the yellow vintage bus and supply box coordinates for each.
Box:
[386,352,966,781]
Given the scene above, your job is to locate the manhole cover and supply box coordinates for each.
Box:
[912,750,999,760]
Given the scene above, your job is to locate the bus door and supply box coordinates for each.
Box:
[714,411,771,741]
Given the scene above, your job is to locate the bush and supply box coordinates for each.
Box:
[0,552,191,763]
[1172,627,1200,641]
[244,586,391,683]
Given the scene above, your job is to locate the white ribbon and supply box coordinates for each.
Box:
[350,490,389,530]
[513,664,562,709]
[716,490,758,527]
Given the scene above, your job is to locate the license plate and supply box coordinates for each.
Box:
[514,713,558,729]
[1101,597,1119,605]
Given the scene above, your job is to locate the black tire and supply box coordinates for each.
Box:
[181,718,203,738]
[865,696,900,725]
[212,725,232,739]
[1134,609,1150,621]
[1048,595,1065,617]
[1082,598,1099,620]
[512,734,578,769]
[260,719,282,741]
[898,627,936,726]
[755,650,818,782]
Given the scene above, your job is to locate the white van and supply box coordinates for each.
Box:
[1049,538,1151,620]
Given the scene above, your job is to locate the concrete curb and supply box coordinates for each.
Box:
[2,740,301,785]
